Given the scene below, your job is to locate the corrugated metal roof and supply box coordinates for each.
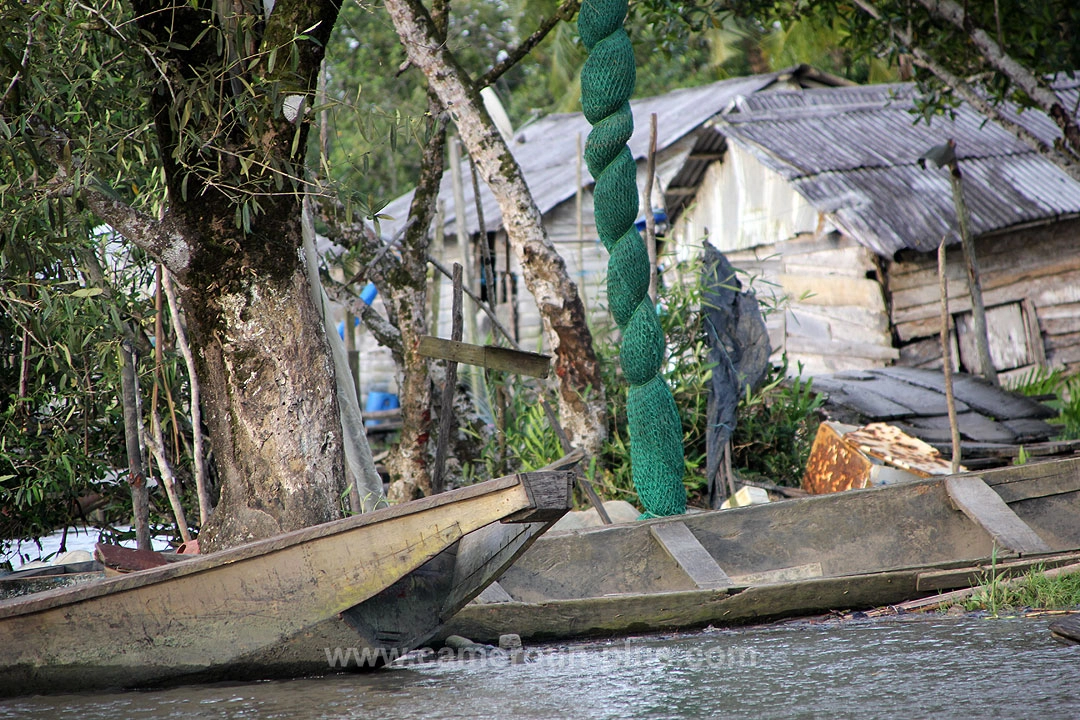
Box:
[712,81,1080,257]
[378,68,822,240]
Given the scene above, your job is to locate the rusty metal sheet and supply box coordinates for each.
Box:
[844,422,960,477]
[803,421,962,495]
[802,422,875,494]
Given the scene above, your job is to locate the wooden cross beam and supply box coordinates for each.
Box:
[419,336,551,378]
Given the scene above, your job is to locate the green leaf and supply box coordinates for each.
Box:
[70,287,104,298]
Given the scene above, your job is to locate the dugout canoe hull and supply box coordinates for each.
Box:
[441,458,1080,643]
[0,469,573,696]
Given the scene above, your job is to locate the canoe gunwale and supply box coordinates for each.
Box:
[0,471,538,619]
[440,457,1080,643]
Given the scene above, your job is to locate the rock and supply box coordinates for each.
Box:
[551,500,641,531]
[499,633,522,650]
[443,635,478,650]
[720,486,770,509]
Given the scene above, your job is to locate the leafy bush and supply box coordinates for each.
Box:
[471,257,824,509]
[1,233,203,554]
[1007,365,1080,441]
[731,357,823,487]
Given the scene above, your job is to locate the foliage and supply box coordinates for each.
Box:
[0,235,202,551]
[0,2,210,550]
[0,264,126,546]
[731,357,824,487]
[1006,365,1065,398]
[1006,366,1080,441]
[322,0,890,216]
[712,0,1080,170]
[468,258,822,511]
[963,564,1080,615]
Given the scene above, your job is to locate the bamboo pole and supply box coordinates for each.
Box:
[939,237,962,472]
[643,112,659,304]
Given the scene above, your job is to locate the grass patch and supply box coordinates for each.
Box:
[962,565,1080,615]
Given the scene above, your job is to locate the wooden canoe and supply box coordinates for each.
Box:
[0,468,573,696]
[441,457,1080,644]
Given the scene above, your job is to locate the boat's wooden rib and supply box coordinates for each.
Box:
[0,468,574,695]
[649,522,732,590]
[440,457,1080,644]
[945,476,1052,554]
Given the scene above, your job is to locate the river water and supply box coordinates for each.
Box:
[1,614,1076,719]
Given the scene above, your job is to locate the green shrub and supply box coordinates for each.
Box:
[1006,365,1080,441]
[731,357,824,487]
[467,257,824,508]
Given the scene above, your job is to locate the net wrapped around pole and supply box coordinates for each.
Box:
[579,0,686,518]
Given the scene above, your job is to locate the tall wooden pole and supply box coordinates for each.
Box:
[643,113,659,304]
[119,341,151,551]
[939,238,962,472]
[432,264,464,495]
[448,136,478,347]
[576,133,587,312]
[946,143,999,386]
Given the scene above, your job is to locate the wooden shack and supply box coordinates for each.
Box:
[356,66,849,393]
[666,78,1080,381]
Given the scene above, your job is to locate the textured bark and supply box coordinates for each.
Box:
[181,267,345,549]
[115,0,349,550]
[385,93,445,503]
[384,0,606,455]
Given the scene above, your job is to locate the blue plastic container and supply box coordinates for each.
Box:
[364,391,399,426]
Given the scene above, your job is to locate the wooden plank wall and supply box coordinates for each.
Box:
[887,217,1080,379]
[725,232,897,376]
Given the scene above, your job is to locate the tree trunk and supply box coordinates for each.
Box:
[182,265,347,549]
[386,93,446,503]
[107,0,350,550]
[384,0,606,456]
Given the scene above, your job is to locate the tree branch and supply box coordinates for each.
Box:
[852,0,1080,183]
[322,276,404,359]
[82,189,195,277]
[476,0,581,89]
[914,0,1080,160]
[385,0,605,454]
[315,197,401,284]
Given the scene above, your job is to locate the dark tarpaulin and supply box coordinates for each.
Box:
[701,241,770,508]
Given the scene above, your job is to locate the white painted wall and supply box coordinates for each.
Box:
[674,143,819,258]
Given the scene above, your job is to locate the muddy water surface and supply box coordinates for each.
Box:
[1,614,1076,719]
